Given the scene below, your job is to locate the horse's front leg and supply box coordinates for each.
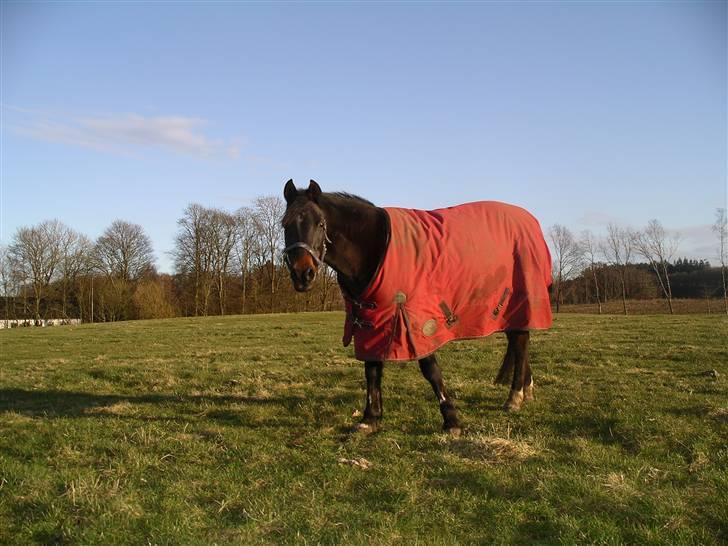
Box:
[419,354,462,437]
[355,360,383,433]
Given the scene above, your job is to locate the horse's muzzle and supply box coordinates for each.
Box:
[289,258,316,292]
[291,265,317,292]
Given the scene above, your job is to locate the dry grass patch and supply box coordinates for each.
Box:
[445,433,539,464]
[84,401,138,417]
[708,407,728,422]
[1,411,36,424]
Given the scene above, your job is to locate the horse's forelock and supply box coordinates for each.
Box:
[282,198,319,227]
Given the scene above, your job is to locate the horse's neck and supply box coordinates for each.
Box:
[319,195,387,297]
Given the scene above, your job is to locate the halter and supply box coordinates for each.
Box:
[282,220,332,268]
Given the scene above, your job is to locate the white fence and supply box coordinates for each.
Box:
[0,319,82,329]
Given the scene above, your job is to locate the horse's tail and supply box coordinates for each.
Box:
[493,349,515,385]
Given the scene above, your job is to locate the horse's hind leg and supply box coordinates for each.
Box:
[494,334,516,385]
[523,358,535,402]
[419,354,462,437]
[503,330,530,412]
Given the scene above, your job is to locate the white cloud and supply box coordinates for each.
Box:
[14,112,240,159]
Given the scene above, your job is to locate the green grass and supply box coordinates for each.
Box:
[1,312,726,545]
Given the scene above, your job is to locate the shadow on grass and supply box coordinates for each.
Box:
[543,412,641,454]
[0,388,358,427]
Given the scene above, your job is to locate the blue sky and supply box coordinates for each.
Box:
[2,1,726,272]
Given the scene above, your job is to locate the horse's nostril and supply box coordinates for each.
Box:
[304,267,315,283]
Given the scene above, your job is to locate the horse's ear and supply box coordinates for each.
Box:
[283,179,297,204]
[307,180,322,203]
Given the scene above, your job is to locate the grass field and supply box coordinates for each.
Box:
[1,312,726,545]
[559,298,727,315]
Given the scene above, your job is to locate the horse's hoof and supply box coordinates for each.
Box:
[445,426,462,438]
[503,389,524,412]
[352,422,377,434]
[523,384,535,402]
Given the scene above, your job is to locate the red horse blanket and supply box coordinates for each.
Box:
[341,201,552,361]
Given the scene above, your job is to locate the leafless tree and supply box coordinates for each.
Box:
[602,223,633,315]
[8,220,67,320]
[549,224,582,312]
[93,220,155,321]
[0,245,19,323]
[173,204,215,315]
[95,220,155,282]
[59,230,93,318]
[712,207,727,315]
[633,219,679,314]
[253,196,285,313]
[233,207,257,314]
[208,209,238,315]
[318,265,339,311]
[580,230,602,314]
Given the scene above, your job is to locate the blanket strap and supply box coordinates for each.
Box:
[439,301,459,328]
[349,299,377,310]
[345,297,375,330]
[491,287,511,318]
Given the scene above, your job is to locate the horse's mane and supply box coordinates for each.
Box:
[282,191,377,226]
[327,192,376,207]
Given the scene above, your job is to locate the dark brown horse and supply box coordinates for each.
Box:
[282,179,549,436]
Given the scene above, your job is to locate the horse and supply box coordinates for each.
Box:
[281,179,553,436]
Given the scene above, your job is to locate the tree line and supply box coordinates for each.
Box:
[549,209,728,315]
[0,196,340,323]
[2,201,726,323]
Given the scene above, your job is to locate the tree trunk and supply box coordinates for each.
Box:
[661,262,674,315]
[591,266,602,314]
[218,272,225,315]
[554,273,562,313]
[33,282,42,321]
[722,264,728,316]
[241,265,247,314]
[269,260,275,314]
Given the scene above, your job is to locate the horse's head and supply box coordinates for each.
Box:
[281,179,331,292]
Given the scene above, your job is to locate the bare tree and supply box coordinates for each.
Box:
[0,245,19,324]
[173,204,234,316]
[233,207,257,314]
[95,220,155,282]
[174,204,212,315]
[549,224,582,313]
[633,219,679,314]
[59,230,93,318]
[318,265,339,311]
[602,223,633,315]
[712,207,727,315]
[93,220,155,321]
[8,220,67,320]
[208,209,237,315]
[580,230,602,314]
[253,196,285,313]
